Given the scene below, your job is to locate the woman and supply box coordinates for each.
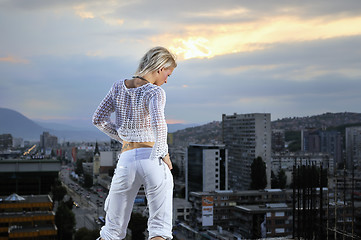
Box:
[92,46,176,240]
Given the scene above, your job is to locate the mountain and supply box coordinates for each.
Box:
[0,108,198,142]
[272,112,361,131]
[171,121,222,146]
[168,123,200,133]
[0,108,45,140]
[0,108,109,142]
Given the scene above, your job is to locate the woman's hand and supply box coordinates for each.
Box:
[162,154,173,170]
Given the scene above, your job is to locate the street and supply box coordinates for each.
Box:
[59,166,107,231]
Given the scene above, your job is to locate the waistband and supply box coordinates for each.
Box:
[121,141,154,153]
[118,146,152,160]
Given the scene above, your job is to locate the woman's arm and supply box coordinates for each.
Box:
[148,87,172,169]
[92,83,122,142]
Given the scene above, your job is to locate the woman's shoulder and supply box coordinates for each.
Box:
[109,79,126,93]
[145,84,165,96]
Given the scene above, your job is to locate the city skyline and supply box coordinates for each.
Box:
[1,0,361,129]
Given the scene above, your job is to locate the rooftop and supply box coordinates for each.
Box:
[0,194,52,203]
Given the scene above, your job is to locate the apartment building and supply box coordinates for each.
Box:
[302,129,342,167]
[184,189,293,237]
[222,113,271,190]
[345,126,361,170]
[186,144,228,200]
[272,152,334,186]
[234,203,293,239]
[0,193,57,240]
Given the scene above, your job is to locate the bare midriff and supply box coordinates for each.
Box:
[121,141,155,153]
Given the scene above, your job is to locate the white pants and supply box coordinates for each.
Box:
[99,148,174,240]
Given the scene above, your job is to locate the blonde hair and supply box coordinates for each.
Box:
[135,46,177,77]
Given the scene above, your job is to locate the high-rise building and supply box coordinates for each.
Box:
[40,132,58,154]
[345,126,361,170]
[271,129,285,152]
[222,113,271,190]
[186,144,228,199]
[0,134,13,150]
[301,129,342,167]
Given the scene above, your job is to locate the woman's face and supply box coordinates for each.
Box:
[154,67,174,86]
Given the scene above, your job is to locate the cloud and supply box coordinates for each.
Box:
[166,119,186,124]
[73,5,95,19]
[163,34,361,122]
[1,0,361,126]
[161,15,361,60]
[0,55,29,64]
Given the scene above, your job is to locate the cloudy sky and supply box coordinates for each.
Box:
[1,0,361,128]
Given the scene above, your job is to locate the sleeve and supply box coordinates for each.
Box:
[148,87,168,161]
[92,83,122,142]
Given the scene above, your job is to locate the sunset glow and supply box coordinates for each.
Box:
[166,16,361,60]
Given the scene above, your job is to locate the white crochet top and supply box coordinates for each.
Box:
[92,79,168,161]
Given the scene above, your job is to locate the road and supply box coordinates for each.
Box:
[59,166,107,231]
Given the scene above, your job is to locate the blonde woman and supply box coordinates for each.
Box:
[93,46,176,240]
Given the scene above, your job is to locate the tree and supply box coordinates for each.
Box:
[51,178,67,202]
[52,185,67,202]
[83,173,93,188]
[271,171,279,188]
[277,169,287,189]
[55,202,76,240]
[271,169,288,189]
[250,156,267,190]
[128,212,147,240]
[285,131,301,152]
[75,159,84,175]
[74,227,99,240]
[65,197,74,210]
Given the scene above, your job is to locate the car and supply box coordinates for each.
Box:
[98,216,105,224]
[73,201,80,208]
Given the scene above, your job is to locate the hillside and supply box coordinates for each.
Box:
[272,112,361,131]
[171,121,222,146]
[171,112,361,146]
[0,108,199,142]
[0,108,45,140]
[0,108,109,141]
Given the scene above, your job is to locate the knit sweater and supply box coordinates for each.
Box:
[92,79,168,161]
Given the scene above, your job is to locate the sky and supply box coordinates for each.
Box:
[1,0,361,128]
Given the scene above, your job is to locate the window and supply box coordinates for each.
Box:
[275,212,285,217]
